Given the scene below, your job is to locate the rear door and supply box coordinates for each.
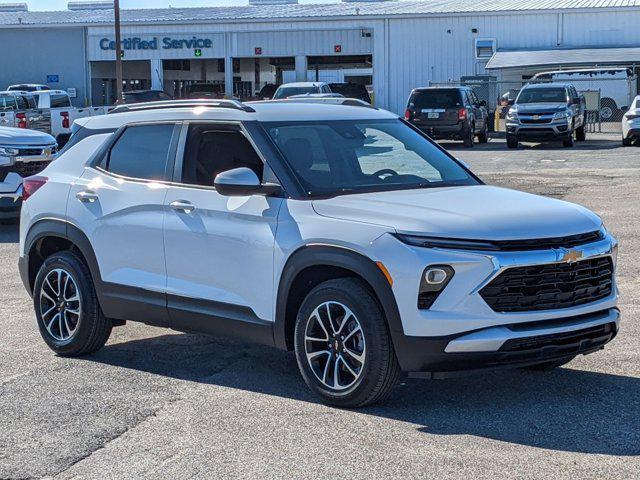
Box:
[23,95,52,134]
[409,89,463,127]
[66,122,181,326]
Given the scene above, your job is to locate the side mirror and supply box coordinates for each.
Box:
[214,167,280,197]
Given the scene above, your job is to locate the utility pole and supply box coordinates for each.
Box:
[114,0,123,104]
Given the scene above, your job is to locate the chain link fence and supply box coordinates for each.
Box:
[430,75,638,134]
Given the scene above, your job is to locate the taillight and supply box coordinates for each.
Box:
[458,108,467,121]
[16,112,27,129]
[22,176,48,201]
[61,111,70,129]
[404,109,412,121]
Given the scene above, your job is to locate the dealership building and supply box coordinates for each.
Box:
[0,0,639,113]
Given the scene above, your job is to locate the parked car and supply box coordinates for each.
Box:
[256,83,280,100]
[405,86,489,147]
[121,90,172,104]
[0,91,50,133]
[531,68,637,121]
[19,100,619,407]
[7,89,106,148]
[272,82,332,100]
[186,83,225,99]
[328,83,372,104]
[506,83,586,148]
[7,84,51,92]
[0,126,56,221]
[622,95,640,146]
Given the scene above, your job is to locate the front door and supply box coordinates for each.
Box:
[66,122,181,326]
[163,123,282,343]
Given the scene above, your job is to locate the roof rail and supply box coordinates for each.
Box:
[250,97,376,109]
[109,99,256,115]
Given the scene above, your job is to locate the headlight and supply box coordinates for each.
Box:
[506,110,518,121]
[553,110,571,120]
[0,147,19,156]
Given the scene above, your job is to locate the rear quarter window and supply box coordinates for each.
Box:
[50,95,72,108]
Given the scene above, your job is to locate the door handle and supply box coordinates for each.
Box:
[170,200,196,214]
[76,190,98,203]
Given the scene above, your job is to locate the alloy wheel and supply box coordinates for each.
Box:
[39,268,82,341]
[304,301,366,391]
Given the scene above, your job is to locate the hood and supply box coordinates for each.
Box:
[0,126,56,147]
[312,186,602,240]
[513,103,567,113]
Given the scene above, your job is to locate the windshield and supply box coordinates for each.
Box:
[264,119,479,196]
[273,86,318,99]
[517,88,567,104]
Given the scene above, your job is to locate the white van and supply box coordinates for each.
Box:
[531,68,637,120]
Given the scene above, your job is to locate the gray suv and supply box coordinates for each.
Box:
[506,83,586,148]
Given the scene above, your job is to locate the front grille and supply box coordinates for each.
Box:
[500,322,616,353]
[0,160,50,180]
[521,117,553,124]
[18,148,44,156]
[480,257,614,312]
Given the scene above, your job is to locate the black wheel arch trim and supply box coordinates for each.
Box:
[274,244,413,369]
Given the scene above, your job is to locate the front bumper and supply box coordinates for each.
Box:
[507,120,571,140]
[0,185,22,219]
[370,232,619,374]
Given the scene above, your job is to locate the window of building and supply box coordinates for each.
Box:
[163,60,191,71]
[475,39,496,59]
[180,125,263,187]
[106,124,175,181]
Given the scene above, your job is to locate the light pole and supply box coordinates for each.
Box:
[114,0,123,103]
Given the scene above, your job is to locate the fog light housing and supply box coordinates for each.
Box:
[418,265,455,309]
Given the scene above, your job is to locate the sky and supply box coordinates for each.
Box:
[0,0,331,10]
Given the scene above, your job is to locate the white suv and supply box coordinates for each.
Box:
[18,100,619,407]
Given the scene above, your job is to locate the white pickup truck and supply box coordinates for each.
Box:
[6,90,107,147]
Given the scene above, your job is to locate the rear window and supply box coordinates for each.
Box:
[51,94,72,108]
[410,89,462,109]
[0,95,17,110]
[273,86,319,99]
[517,88,568,104]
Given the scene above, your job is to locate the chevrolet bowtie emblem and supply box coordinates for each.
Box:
[560,249,583,263]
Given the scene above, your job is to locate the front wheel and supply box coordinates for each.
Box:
[575,124,586,142]
[623,136,633,146]
[506,134,518,149]
[294,278,401,408]
[33,250,112,357]
[562,133,575,148]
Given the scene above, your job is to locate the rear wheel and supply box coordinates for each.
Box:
[294,278,401,408]
[506,134,518,149]
[522,356,575,371]
[477,122,489,143]
[463,125,475,148]
[34,250,112,357]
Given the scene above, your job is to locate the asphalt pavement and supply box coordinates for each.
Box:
[1,134,638,479]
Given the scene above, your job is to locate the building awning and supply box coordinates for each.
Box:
[485,47,640,70]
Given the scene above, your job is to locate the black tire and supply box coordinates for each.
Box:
[562,133,574,148]
[522,356,575,371]
[623,136,633,147]
[600,98,618,121]
[575,124,586,142]
[294,278,402,408]
[463,125,475,148]
[33,250,112,357]
[506,134,518,149]
[477,122,489,143]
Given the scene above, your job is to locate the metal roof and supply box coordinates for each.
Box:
[486,46,640,69]
[1,0,640,26]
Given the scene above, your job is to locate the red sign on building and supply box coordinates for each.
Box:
[334,45,342,53]
[255,47,262,55]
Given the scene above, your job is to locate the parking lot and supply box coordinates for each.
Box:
[1,134,638,479]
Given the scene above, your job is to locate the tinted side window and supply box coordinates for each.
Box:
[107,124,175,180]
[16,96,28,110]
[181,125,263,187]
[51,94,72,108]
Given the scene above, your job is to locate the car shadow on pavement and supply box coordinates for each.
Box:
[89,332,640,456]
[441,139,624,152]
